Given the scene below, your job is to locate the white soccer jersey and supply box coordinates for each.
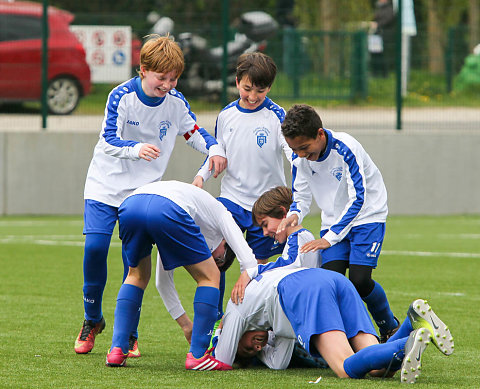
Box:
[289,129,388,246]
[84,77,223,207]
[196,97,292,211]
[215,267,305,369]
[246,228,320,280]
[131,180,257,271]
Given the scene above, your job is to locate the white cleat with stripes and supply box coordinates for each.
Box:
[185,352,232,371]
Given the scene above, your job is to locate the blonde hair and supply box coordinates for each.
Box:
[252,186,293,225]
[138,34,184,79]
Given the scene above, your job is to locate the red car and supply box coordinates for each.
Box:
[0,1,91,114]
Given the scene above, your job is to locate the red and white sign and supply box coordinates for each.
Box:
[71,25,132,83]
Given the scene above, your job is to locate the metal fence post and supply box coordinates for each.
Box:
[221,0,229,108]
[395,0,403,130]
[41,0,49,129]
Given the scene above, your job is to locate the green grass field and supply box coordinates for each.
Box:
[1,215,479,388]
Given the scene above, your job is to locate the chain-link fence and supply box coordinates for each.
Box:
[0,0,478,131]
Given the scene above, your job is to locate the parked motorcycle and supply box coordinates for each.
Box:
[149,11,279,99]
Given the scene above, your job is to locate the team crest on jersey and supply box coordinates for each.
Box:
[330,167,343,181]
[158,120,171,141]
[254,127,270,148]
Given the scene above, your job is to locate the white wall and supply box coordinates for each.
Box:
[1,130,479,215]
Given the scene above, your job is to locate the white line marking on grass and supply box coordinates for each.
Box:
[0,237,121,248]
[0,220,83,227]
[382,250,480,258]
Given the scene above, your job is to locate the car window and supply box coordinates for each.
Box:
[0,14,42,42]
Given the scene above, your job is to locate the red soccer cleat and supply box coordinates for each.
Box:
[106,347,128,367]
[128,335,141,358]
[185,352,232,371]
[74,317,106,354]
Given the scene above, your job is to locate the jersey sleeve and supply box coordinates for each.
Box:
[184,125,223,156]
[213,202,257,272]
[288,157,312,224]
[195,117,225,182]
[246,230,311,280]
[100,90,143,160]
[322,141,366,246]
[214,303,248,366]
[155,252,185,320]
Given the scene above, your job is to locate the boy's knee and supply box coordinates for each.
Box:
[349,275,374,297]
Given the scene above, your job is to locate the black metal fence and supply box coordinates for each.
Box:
[0,1,478,124]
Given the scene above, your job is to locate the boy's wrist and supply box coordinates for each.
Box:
[208,144,226,158]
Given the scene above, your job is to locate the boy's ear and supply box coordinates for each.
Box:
[235,77,239,87]
[280,206,287,217]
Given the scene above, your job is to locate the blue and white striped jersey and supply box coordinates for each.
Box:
[289,129,388,246]
[84,77,222,207]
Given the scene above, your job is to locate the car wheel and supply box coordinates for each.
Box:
[47,77,81,115]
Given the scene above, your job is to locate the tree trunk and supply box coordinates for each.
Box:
[469,0,480,51]
[320,0,335,75]
[427,0,444,73]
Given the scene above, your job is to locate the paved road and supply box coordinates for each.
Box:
[0,107,478,132]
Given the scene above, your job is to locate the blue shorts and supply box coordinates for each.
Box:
[320,222,385,268]
[83,199,119,235]
[277,268,376,357]
[217,197,284,260]
[118,194,211,270]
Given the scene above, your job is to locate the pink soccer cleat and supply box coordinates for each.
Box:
[185,352,232,371]
[106,347,128,367]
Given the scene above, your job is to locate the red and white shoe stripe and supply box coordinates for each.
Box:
[192,357,218,371]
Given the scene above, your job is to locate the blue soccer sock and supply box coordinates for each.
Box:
[121,245,140,340]
[190,286,220,358]
[82,233,111,322]
[362,281,398,335]
[387,316,413,343]
[217,272,226,320]
[343,337,408,378]
[111,284,144,354]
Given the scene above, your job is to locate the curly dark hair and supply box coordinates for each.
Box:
[281,104,323,139]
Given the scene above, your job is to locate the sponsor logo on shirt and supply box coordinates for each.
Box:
[126,119,139,126]
[254,127,270,148]
[158,120,172,141]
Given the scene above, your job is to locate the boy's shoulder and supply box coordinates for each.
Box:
[111,78,136,93]
[263,97,286,122]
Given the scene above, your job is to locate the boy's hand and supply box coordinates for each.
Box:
[209,155,227,178]
[231,271,251,304]
[300,238,331,253]
[139,143,160,161]
[275,214,298,243]
[192,176,204,188]
[175,312,193,344]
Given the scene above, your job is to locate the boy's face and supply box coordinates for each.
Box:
[285,129,327,161]
[141,67,178,98]
[256,214,284,242]
[236,76,270,110]
[237,330,269,358]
